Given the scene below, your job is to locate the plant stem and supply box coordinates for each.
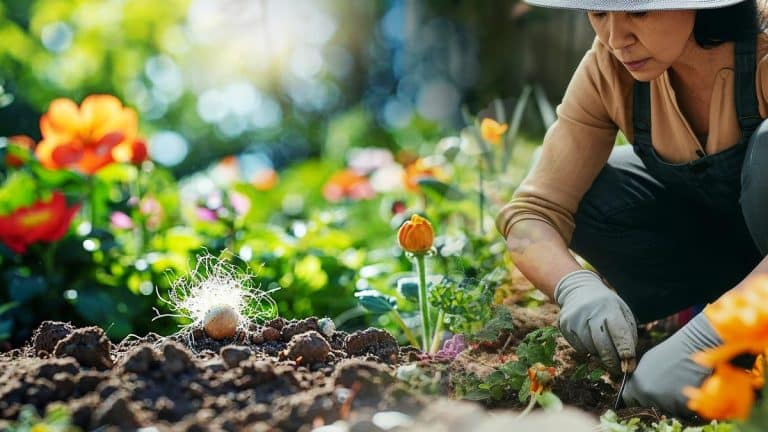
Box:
[429,309,445,354]
[415,253,430,351]
[517,392,539,419]
[478,159,485,235]
[390,310,420,349]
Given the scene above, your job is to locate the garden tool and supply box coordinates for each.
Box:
[614,358,636,410]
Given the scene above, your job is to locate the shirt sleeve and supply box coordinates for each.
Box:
[496,40,620,245]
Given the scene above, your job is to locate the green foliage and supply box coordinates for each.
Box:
[516,326,559,367]
[468,306,515,344]
[428,274,498,336]
[599,410,735,432]
[452,326,561,403]
[6,404,80,432]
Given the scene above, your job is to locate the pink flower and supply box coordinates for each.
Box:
[110,211,134,229]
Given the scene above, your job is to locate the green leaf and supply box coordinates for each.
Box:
[416,178,465,200]
[590,369,606,382]
[461,390,490,401]
[355,290,395,313]
[518,377,531,403]
[396,277,419,302]
[535,391,563,412]
[0,301,18,316]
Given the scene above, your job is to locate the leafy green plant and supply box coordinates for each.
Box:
[600,410,735,432]
[453,326,560,404]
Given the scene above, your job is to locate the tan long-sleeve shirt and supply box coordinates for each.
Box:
[496,33,768,245]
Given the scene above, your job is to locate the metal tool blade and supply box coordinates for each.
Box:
[614,370,628,410]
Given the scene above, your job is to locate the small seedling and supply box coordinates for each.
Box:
[155,252,278,343]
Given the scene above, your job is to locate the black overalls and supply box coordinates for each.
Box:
[570,37,768,324]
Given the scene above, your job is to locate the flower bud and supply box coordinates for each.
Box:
[397,214,434,254]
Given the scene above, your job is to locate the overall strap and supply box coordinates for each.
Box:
[632,80,652,153]
[734,37,762,140]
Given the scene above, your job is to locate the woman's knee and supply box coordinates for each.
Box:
[741,119,768,255]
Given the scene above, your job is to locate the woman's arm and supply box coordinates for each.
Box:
[505,219,583,300]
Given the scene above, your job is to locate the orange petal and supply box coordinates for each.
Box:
[40,98,81,139]
[684,364,755,420]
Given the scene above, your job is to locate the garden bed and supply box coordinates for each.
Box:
[0,302,671,431]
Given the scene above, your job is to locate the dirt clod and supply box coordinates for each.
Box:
[93,391,142,428]
[283,331,331,364]
[262,326,281,342]
[265,317,287,331]
[53,327,113,370]
[160,341,195,375]
[32,321,74,356]
[120,345,157,374]
[345,328,399,362]
[220,345,251,368]
[281,317,319,341]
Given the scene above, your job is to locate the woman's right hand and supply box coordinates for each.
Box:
[555,270,638,374]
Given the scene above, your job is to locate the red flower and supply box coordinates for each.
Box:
[113,139,149,165]
[0,192,80,254]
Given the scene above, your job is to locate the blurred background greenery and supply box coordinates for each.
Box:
[0,0,595,346]
[0,0,593,175]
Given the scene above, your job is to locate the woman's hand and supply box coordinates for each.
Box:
[556,270,638,374]
[622,313,721,416]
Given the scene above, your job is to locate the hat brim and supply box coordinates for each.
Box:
[524,0,746,11]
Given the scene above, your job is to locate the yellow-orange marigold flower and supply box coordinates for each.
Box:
[480,118,509,145]
[402,158,447,192]
[683,364,755,420]
[528,363,556,394]
[699,276,768,362]
[35,95,138,175]
[398,214,434,254]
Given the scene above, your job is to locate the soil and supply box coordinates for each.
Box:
[0,300,678,431]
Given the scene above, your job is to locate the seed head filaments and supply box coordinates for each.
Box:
[154,253,278,343]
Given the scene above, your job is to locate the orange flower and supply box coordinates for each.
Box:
[397,214,434,254]
[480,118,509,145]
[5,135,36,167]
[694,277,768,368]
[402,158,447,192]
[322,169,375,202]
[528,363,556,394]
[251,169,278,191]
[0,191,80,254]
[752,354,765,389]
[35,95,138,174]
[684,364,755,420]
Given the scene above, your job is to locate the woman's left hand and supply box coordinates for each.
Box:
[621,313,721,417]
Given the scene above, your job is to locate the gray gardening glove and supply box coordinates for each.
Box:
[555,270,637,374]
[622,313,721,417]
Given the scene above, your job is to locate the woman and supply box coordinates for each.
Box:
[495,0,768,416]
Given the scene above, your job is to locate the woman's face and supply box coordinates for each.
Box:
[588,11,696,81]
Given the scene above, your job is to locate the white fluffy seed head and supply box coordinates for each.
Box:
[203,304,239,339]
[154,253,279,339]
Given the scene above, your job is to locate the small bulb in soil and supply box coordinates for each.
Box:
[155,253,278,345]
[203,304,239,339]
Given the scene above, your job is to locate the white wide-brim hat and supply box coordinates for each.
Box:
[524,0,746,11]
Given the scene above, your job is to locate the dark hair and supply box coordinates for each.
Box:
[694,0,766,48]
